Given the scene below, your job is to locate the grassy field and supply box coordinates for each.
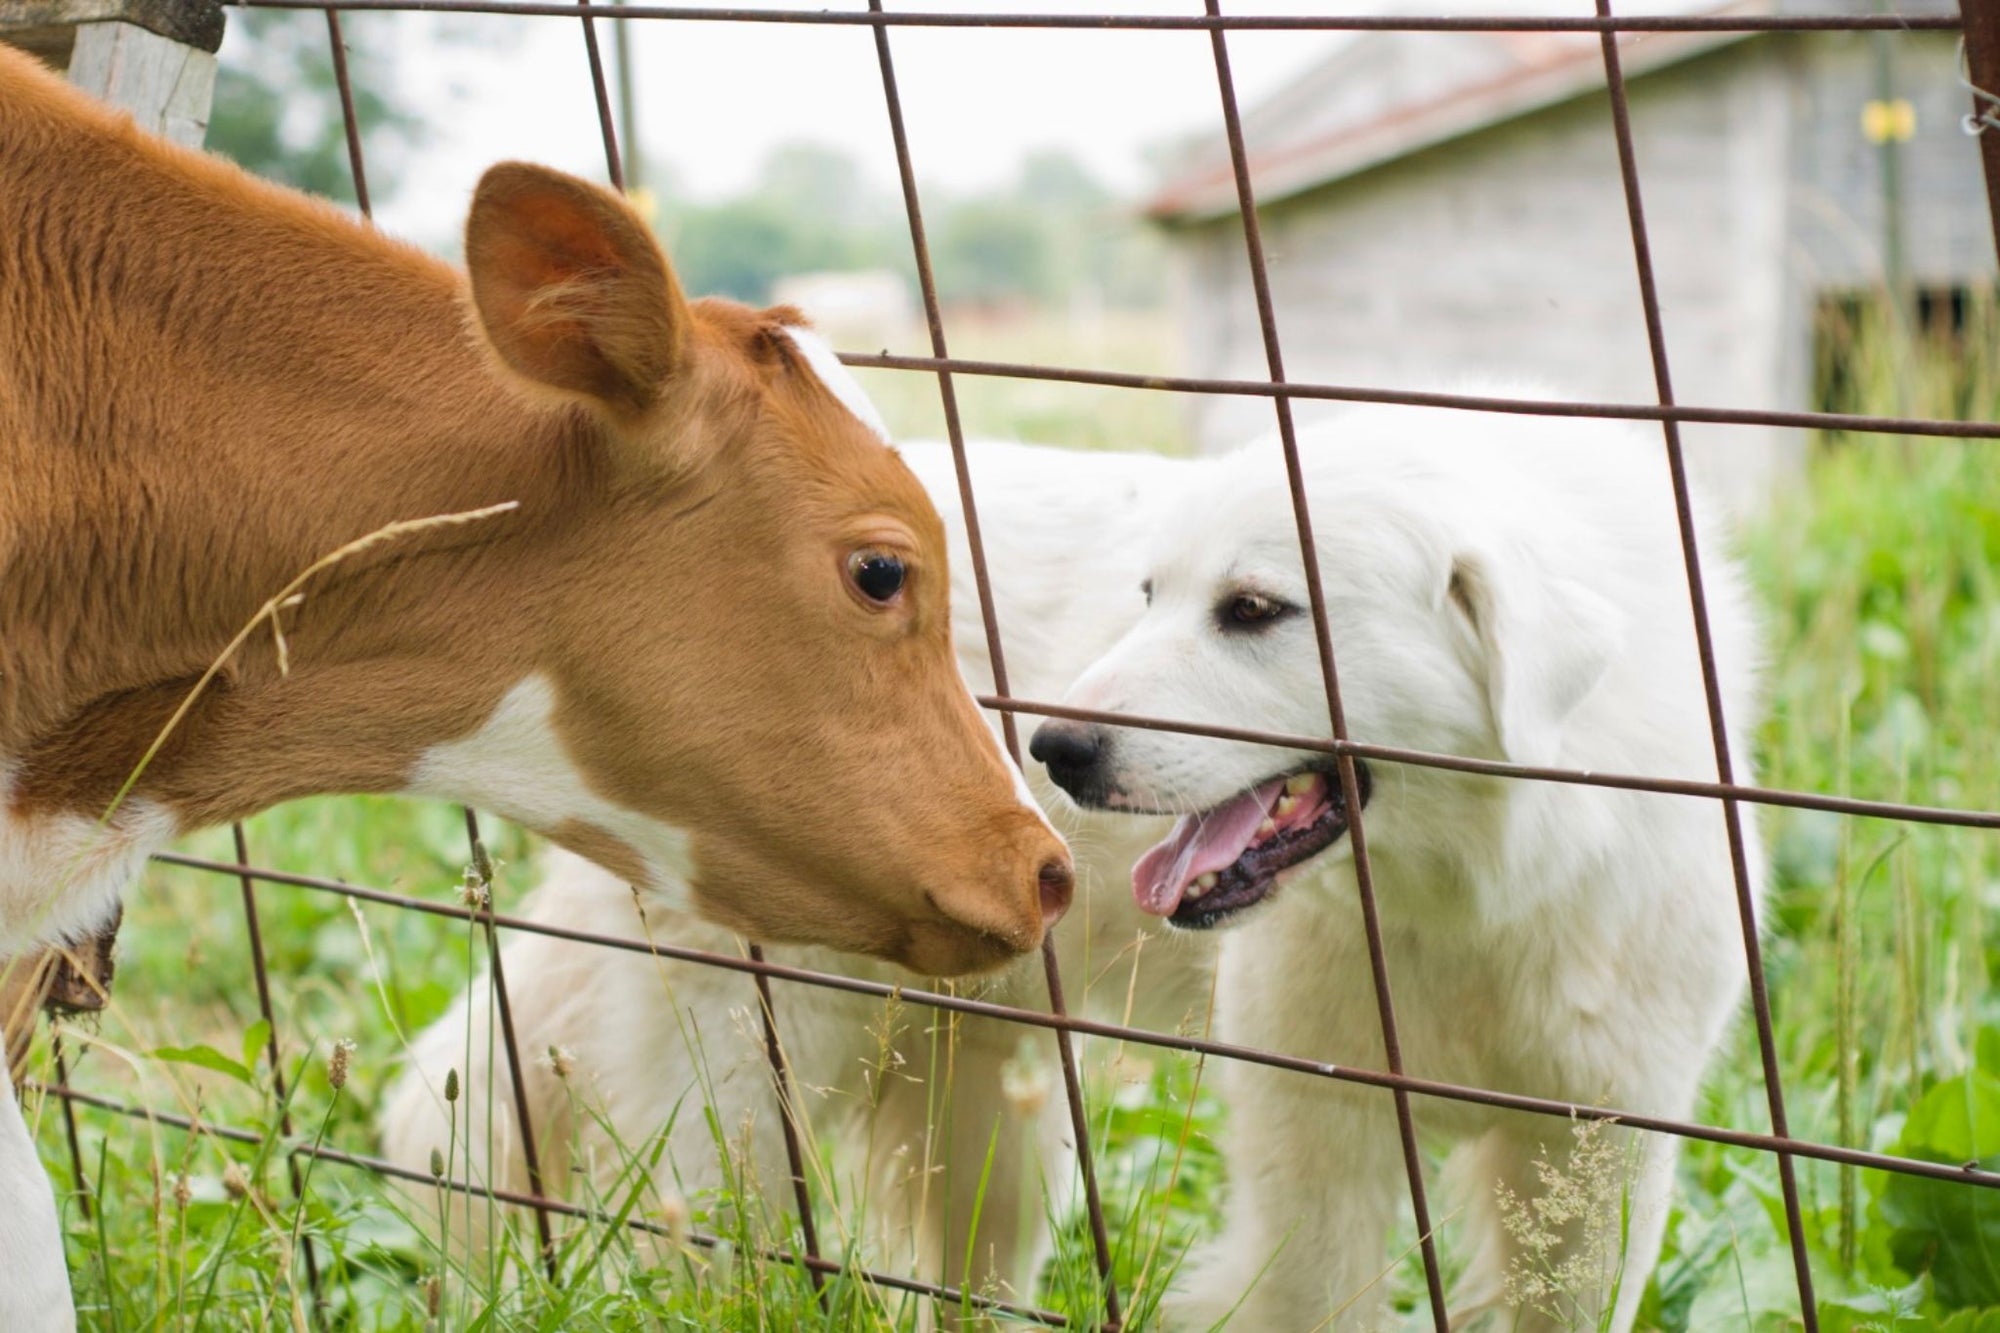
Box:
[20,298,2000,1330]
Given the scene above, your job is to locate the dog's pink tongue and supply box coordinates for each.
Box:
[1132,780,1283,916]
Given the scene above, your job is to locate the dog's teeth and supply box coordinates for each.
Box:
[1284,773,1317,796]
[1188,873,1217,898]
[1274,795,1299,819]
[1257,818,1277,837]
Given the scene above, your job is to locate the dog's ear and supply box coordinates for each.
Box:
[1447,549,1624,767]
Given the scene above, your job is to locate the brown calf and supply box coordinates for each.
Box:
[0,43,1070,980]
[0,39,1073,1325]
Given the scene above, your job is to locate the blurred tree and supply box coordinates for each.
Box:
[668,198,811,303]
[933,197,1054,306]
[755,142,893,234]
[659,141,902,301]
[1016,148,1110,215]
[205,10,425,205]
[1012,148,1169,311]
[651,141,1165,313]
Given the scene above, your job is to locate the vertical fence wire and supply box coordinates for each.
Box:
[1592,5,1818,1325]
[321,18,560,1279]
[865,2,1123,1323]
[232,821,326,1321]
[577,0,624,189]
[461,807,560,1277]
[322,10,371,216]
[1200,1,1451,1325]
[1965,0,2000,267]
[567,10,836,1293]
[52,1032,90,1221]
[747,942,828,1299]
[748,961,829,1294]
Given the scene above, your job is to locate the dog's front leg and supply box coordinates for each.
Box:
[861,1013,1066,1329]
[1452,1118,1675,1333]
[1,1042,76,1331]
[1168,1067,1407,1332]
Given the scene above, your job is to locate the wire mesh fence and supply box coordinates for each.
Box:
[22,2,2000,1329]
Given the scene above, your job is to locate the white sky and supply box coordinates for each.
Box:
[224,0,1655,246]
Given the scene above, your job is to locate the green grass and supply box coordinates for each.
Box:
[24,799,1214,1330]
[24,294,2000,1329]
[1648,292,2000,1332]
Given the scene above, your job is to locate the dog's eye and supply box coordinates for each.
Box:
[846,550,906,604]
[1222,592,1289,629]
[1140,579,1153,606]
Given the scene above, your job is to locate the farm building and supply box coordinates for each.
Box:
[1148,0,1990,514]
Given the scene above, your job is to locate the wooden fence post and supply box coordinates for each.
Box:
[2,0,224,146]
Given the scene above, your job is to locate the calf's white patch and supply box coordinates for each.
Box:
[783,327,890,443]
[405,677,694,908]
[0,762,175,958]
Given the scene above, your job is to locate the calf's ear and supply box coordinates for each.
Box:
[464,162,688,417]
[1447,548,1624,768]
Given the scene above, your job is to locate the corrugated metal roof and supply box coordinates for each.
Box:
[1146,2,1772,222]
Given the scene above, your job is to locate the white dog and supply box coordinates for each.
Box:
[378,440,1214,1310]
[1028,404,1763,1331]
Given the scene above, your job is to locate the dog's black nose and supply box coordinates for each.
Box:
[1029,720,1105,798]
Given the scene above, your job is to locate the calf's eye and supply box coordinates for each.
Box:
[846,550,907,604]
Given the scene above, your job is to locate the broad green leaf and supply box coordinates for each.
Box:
[151,1042,255,1087]
[1901,1071,2000,1162]
[1878,1073,2000,1309]
[1814,1280,1930,1332]
[240,1019,271,1078]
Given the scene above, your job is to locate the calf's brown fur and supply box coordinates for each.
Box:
[0,40,1069,979]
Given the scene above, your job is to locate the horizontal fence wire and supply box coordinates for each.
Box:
[131,850,2000,1196]
[223,0,1961,31]
[25,1082,1077,1328]
[33,2,1999,1329]
[836,352,2000,439]
[972,695,2000,828]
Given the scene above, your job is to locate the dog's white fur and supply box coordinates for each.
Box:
[377,440,1213,1305]
[1052,405,1762,1331]
[383,413,1761,1329]
[1,1045,71,1332]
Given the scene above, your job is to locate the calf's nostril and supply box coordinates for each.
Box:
[1037,856,1075,926]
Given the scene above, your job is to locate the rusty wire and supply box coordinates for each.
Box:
[231,822,325,1314]
[37,3,2000,1330]
[110,851,2000,1195]
[863,0,1123,1312]
[30,1081,1080,1328]
[227,0,1959,31]
[1591,0,1813,1317]
[1966,1,2000,246]
[838,352,2000,439]
[321,9,371,213]
[747,941,829,1302]
[464,809,562,1277]
[1200,0,1447,1318]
